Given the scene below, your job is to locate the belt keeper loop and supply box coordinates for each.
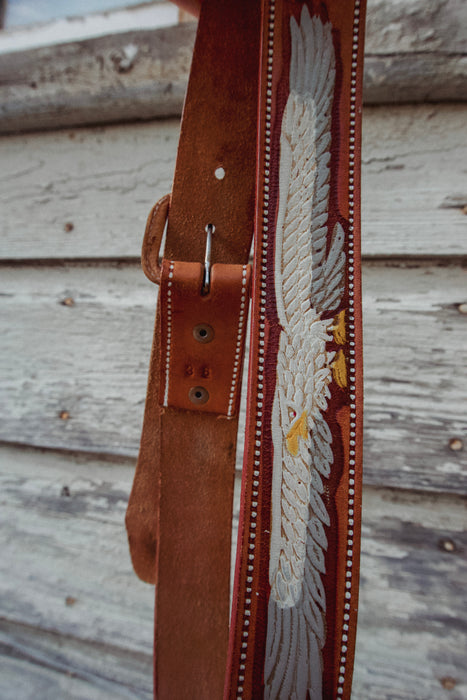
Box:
[159,259,251,417]
[141,194,170,285]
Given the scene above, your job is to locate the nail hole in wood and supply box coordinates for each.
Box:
[449,437,463,451]
[439,538,456,553]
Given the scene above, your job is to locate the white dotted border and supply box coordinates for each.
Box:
[336,0,361,696]
[228,265,249,417]
[235,2,275,697]
[163,261,175,407]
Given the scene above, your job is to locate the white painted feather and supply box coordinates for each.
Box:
[265,6,345,699]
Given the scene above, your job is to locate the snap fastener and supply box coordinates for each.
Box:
[189,386,209,405]
[193,323,214,343]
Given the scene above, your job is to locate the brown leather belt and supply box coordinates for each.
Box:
[126,1,366,697]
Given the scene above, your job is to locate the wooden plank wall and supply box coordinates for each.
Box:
[0,1,466,698]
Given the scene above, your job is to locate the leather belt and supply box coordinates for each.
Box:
[126,1,366,698]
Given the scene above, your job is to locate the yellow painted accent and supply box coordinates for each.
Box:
[333,309,346,345]
[286,411,308,456]
[332,349,347,389]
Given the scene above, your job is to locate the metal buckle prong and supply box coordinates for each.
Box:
[202,224,215,295]
[142,194,216,294]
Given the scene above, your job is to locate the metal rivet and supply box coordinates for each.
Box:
[193,323,214,343]
[189,386,209,405]
[215,167,225,180]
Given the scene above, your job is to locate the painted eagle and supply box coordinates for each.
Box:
[264,8,346,699]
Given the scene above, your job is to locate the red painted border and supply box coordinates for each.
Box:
[226,1,366,698]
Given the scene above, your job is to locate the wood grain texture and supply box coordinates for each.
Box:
[0,446,465,699]
[0,119,178,261]
[0,449,154,654]
[362,261,467,493]
[0,621,152,700]
[365,0,466,55]
[0,657,146,700]
[1,105,466,261]
[0,261,465,494]
[0,1,176,55]
[361,104,467,259]
[0,0,466,134]
[0,24,196,134]
[364,0,467,104]
[354,486,467,700]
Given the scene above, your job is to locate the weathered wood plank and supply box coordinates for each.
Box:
[354,629,467,700]
[1,105,466,261]
[365,0,466,55]
[361,104,467,258]
[0,24,196,134]
[0,656,143,700]
[363,0,467,104]
[0,2,177,55]
[0,446,465,699]
[0,0,465,134]
[0,621,152,700]
[0,261,465,494]
[362,261,467,493]
[0,119,177,261]
[363,54,467,105]
[354,486,467,700]
[0,449,155,654]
